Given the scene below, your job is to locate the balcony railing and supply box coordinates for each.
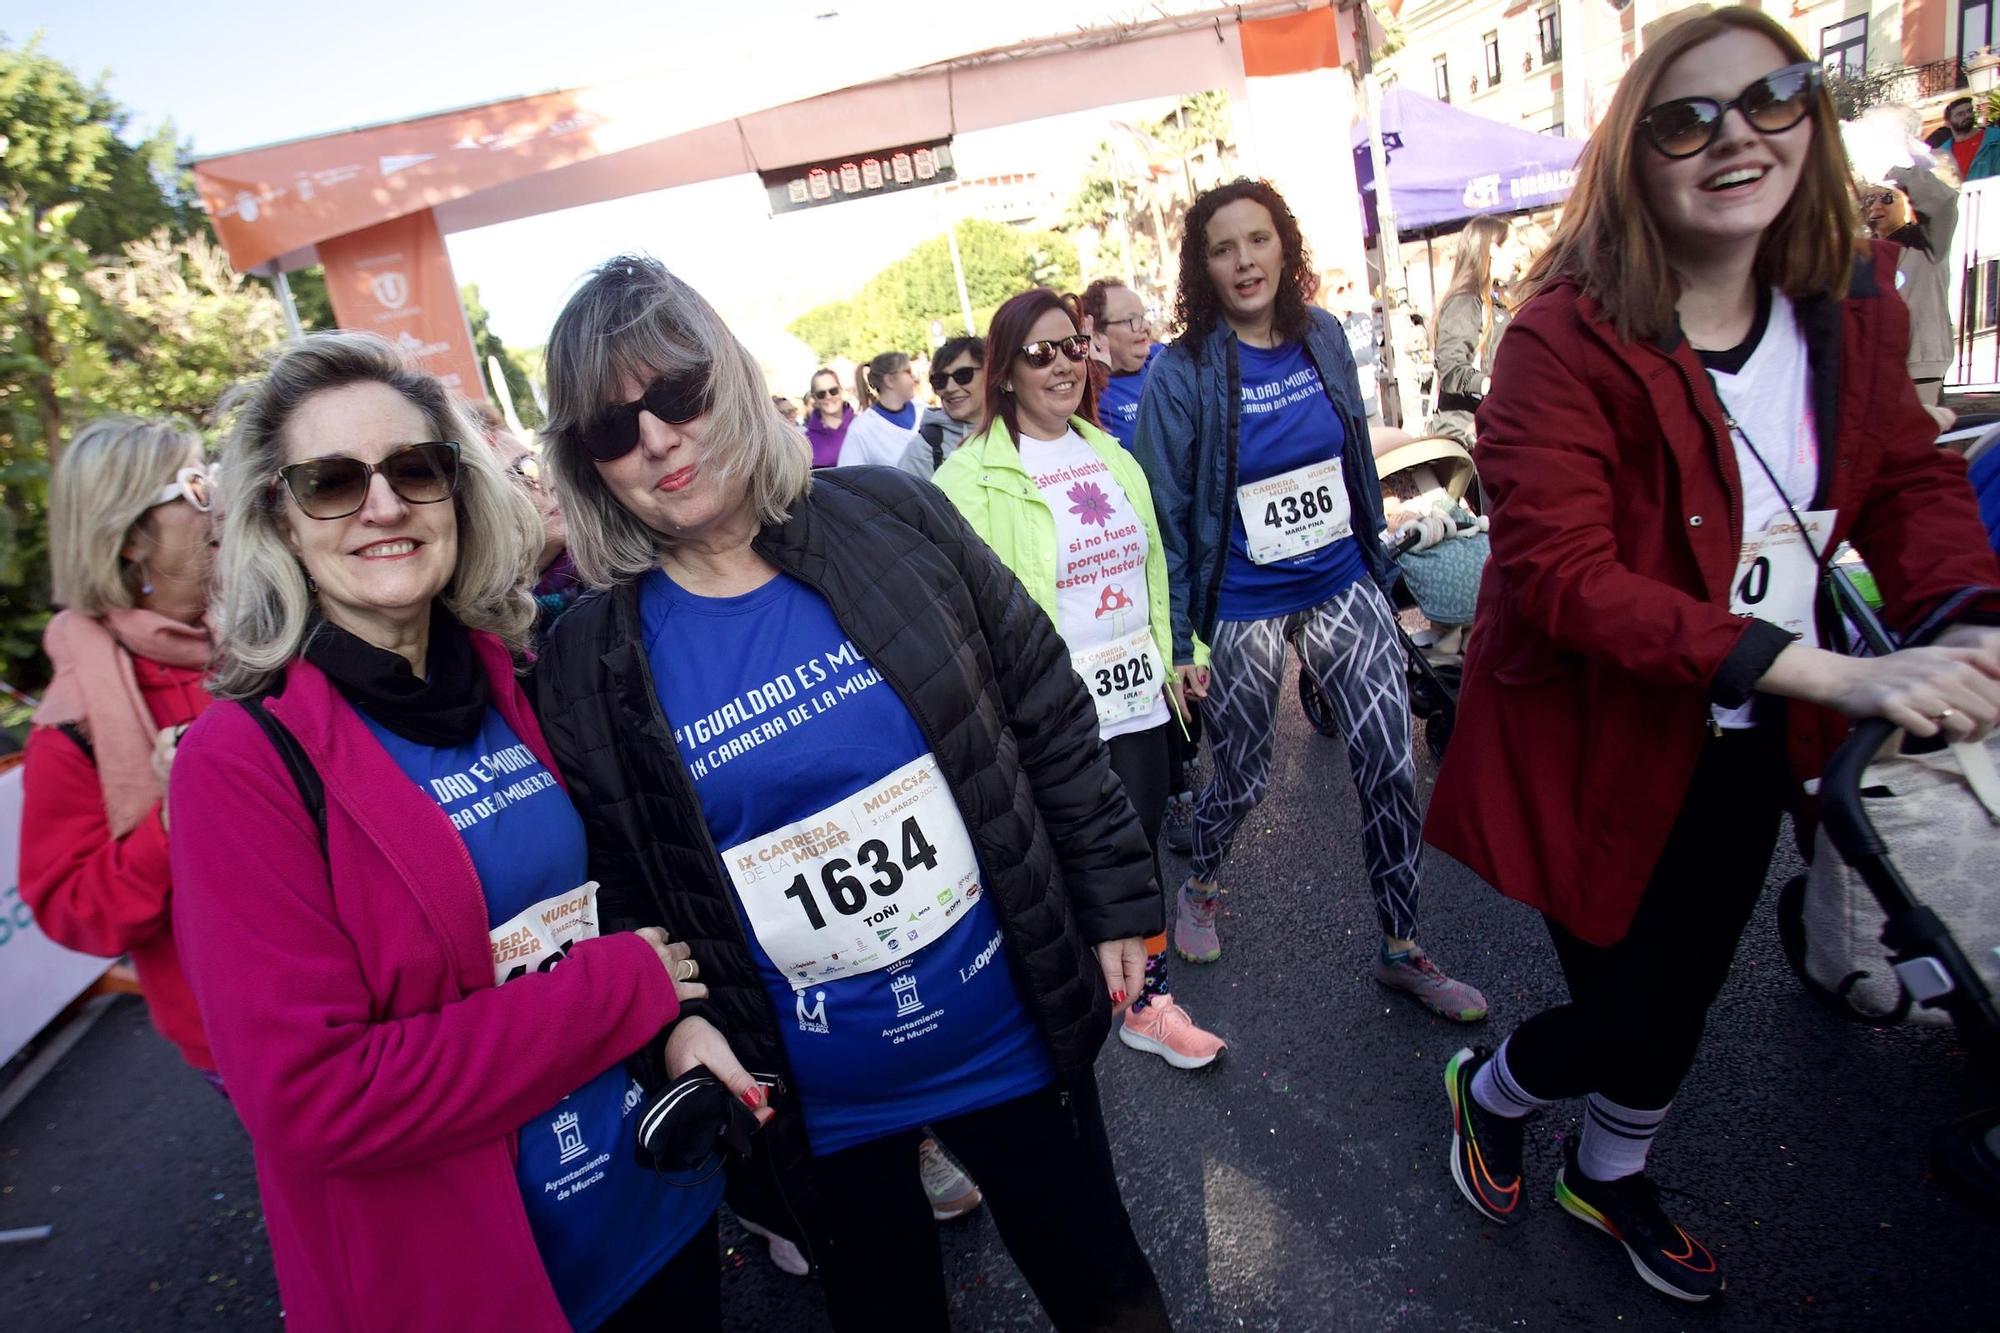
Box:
[1824,57,1968,119]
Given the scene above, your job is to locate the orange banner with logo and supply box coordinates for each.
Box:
[320,209,485,403]
[1240,6,1350,78]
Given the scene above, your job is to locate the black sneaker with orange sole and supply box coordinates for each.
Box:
[1444,1046,1525,1224]
[1553,1136,1724,1302]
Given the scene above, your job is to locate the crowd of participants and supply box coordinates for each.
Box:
[16,7,2000,1329]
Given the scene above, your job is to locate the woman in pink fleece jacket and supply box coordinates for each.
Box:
[169,334,719,1333]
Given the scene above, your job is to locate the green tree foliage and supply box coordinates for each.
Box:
[0,39,293,702]
[462,283,545,430]
[786,219,1078,362]
[0,34,201,256]
[0,197,103,689]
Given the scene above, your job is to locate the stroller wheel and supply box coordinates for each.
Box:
[1932,1106,2000,1221]
[1298,669,1342,738]
[1424,708,1453,759]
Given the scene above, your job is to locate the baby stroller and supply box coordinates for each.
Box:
[1776,578,2000,1217]
[1299,435,1487,760]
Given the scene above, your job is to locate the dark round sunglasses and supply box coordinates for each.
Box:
[276,442,460,521]
[929,365,980,391]
[1017,335,1091,370]
[1637,62,1820,160]
[580,371,710,462]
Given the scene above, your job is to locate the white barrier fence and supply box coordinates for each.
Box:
[0,764,112,1069]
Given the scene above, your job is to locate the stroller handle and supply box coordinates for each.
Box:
[1815,617,2000,1052]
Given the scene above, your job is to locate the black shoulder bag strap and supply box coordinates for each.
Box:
[239,698,326,856]
[920,420,946,470]
[56,722,94,761]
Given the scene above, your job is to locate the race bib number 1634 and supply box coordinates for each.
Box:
[722,755,981,989]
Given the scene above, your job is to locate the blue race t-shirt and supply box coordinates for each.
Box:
[639,568,1055,1156]
[1097,343,1164,450]
[1219,340,1369,621]
[361,706,721,1333]
[873,401,918,432]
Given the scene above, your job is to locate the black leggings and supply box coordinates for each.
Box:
[596,1214,721,1333]
[1504,725,1790,1111]
[1166,699,1203,796]
[801,1075,1170,1332]
[1108,722,1171,848]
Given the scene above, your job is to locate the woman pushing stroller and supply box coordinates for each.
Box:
[1427,8,2000,1303]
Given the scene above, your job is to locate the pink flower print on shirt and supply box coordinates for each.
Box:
[1068,480,1116,527]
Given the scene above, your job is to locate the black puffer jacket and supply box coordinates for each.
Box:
[534,468,1160,1206]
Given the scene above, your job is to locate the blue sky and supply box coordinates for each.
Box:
[6,1,1174,374]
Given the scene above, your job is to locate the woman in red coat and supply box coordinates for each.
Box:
[23,416,219,1079]
[1426,7,2000,1303]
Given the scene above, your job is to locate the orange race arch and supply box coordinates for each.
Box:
[192,3,1358,396]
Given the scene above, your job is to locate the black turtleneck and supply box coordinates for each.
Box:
[304,601,488,747]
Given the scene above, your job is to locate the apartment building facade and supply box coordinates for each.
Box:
[1380,0,1972,143]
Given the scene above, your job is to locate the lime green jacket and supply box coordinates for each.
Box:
[934,416,1209,700]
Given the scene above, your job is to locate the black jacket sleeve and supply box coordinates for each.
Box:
[826,469,1163,944]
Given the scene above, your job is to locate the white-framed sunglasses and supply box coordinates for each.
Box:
[152,465,213,513]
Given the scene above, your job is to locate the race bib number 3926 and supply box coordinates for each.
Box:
[1236,458,1351,564]
[722,755,981,989]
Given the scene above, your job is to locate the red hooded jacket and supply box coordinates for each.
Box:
[1426,241,2000,946]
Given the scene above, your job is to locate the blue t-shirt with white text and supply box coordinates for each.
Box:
[361,706,720,1333]
[1097,343,1164,450]
[639,568,1054,1155]
[1219,339,1368,621]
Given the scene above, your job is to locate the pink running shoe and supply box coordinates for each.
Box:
[1118,995,1227,1069]
[1375,947,1489,1022]
[1173,881,1222,964]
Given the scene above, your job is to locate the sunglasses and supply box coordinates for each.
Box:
[811,385,843,400]
[1637,62,1820,160]
[580,372,710,462]
[276,442,460,521]
[930,365,980,391]
[1016,335,1092,369]
[152,465,213,513]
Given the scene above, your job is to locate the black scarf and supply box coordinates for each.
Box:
[304,601,488,747]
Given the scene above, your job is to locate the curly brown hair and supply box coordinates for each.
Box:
[1172,178,1319,346]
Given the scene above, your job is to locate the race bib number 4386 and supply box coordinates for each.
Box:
[722,755,981,989]
[1236,458,1351,564]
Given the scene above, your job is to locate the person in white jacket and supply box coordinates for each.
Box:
[839,351,921,466]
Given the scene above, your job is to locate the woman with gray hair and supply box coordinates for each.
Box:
[535,254,1172,1332]
[167,332,718,1333]
[22,416,219,1080]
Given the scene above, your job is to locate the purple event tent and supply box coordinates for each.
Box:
[1353,87,1586,235]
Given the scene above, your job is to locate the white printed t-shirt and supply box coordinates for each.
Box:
[1018,428,1169,741]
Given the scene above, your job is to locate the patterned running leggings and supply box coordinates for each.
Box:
[1190,578,1422,940]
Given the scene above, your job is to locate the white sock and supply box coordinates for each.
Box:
[1470,1038,1554,1119]
[1578,1094,1670,1182]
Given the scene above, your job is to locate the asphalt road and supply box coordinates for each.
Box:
[4,664,1996,1332]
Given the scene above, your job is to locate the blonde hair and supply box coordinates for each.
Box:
[852,351,910,413]
[1519,6,1855,343]
[48,416,203,615]
[208,332,542,699]
[542,255,812,586]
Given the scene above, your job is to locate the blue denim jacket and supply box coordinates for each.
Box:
[1131,306,1394,663]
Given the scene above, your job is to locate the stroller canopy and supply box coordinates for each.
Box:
[1353,88,1586,235]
